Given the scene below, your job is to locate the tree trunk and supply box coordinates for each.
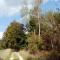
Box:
[34,29,36,40]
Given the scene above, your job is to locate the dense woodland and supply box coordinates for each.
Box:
[0,0,60,60]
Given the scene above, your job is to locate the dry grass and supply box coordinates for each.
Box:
[0,49,12,60]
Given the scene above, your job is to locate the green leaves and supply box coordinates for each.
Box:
[2,21,26,51]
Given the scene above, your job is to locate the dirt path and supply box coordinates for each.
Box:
[10,52,24,60]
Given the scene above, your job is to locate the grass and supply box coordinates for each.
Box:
[1,49,59,60]
[19,50,50,60]
[19,50,39,60]
[0,49,12,60]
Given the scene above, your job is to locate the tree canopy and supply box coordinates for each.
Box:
[2,21,27,51]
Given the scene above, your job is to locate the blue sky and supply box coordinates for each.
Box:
[0,0,60,38]
[41,0,60,12]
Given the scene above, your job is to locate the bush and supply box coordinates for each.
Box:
[27,34,43,53]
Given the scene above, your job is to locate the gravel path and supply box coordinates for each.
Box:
[10,52,24,60]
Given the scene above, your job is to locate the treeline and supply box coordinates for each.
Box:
[26,12,60,52]
[0,12,60,52]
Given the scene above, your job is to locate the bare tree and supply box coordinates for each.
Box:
[32,0,42,39]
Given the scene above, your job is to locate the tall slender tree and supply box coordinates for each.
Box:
[32,0,42,39]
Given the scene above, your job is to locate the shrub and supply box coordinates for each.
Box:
[27,34,43,54]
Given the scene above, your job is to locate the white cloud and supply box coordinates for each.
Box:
[0,0,23,16]
[0,0,59,17]
[0,0,5,6]
[42,0,49,4]
[0,32,3,39]
[0,0,33,17]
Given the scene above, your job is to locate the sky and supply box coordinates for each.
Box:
[0,0,60,39]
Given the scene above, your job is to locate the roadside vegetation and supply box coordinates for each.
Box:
[0,0,60,60]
